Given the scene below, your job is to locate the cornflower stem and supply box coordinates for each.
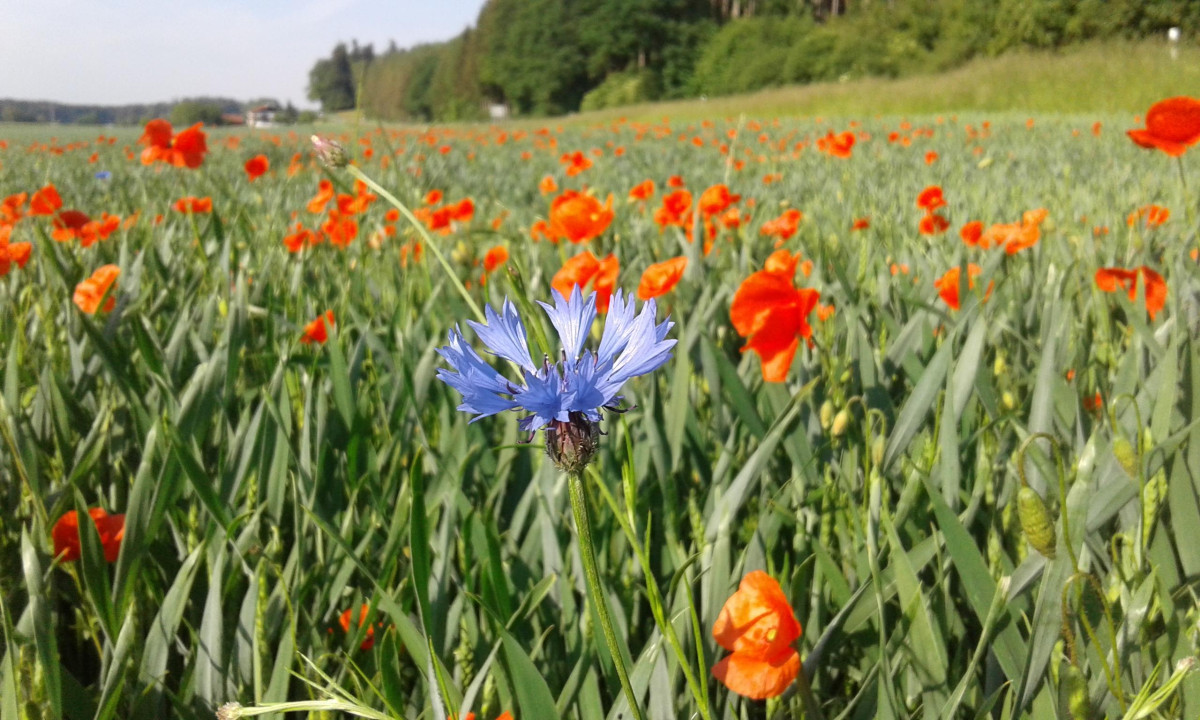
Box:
[568,470,645,720]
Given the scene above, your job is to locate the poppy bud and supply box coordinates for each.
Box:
[1002,391,1016,410]
[545,411,601,475]
[831,407,851,437]
[1064,665,1090,720]
[993,354,1007,376]
[311,135,348,169]
[216,703,244,720]
[1143,469,1167,546]
[819,400,834,430]
[1112,437,1137,478]
[871,436,885,468]
[1018,486,1056,559]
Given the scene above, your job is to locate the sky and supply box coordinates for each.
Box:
[0,0,487,108]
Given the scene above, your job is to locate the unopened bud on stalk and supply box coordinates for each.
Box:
[871,436,885,467]
[216,703,243,720]
[831,407,852,437]
[1112,436,1137,478]
[311,135,349,168]
[819,400,834,430]
[993,354,1007,376]
[1002,391,1016,411]
[1018,486,1056,559]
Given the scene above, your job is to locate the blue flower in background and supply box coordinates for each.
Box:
[437,287,675,470]
[94,171,112,180]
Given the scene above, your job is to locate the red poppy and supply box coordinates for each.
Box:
[560,150,592,177]
[851,217,870,231]
[916,186,946,212]
[817,130,855,158]
[308,180,335,214]
[731,255,820,382]
[698,184,741,217]
[539,176,558,195]
[637,256,687,300]
[301,310,336,344]
[925,151,939,165]
[919,213,950,235]
[1127,97,1200,156]
[552,251,619,312]
[959,220,983,247]
[52,508,125,563]
[628,179,655,202]
[1126,205,1169,228]
[73,264,120,314]
[322,212,358,247]
[667,174,685,187]
[424,189,444,206]
[711,571,802,699]
[934,264,990,310]
[1095,266,1167,321]
[759,209,803,243]
[0,225,33,276]
[29,184,63,216]
[139,119,208,168]
[549,191,614,244]
[337,604,378,651]
[173,196,213,214]
[483,245,509,273]
[654,190,693,229]
[244,154,269,181]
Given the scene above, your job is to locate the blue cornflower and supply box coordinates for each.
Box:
[437,286,675,470]
[94,171,112,181]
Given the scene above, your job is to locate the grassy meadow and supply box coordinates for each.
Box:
[1,99,1199,720]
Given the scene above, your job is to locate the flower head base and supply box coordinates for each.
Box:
[311,135,349,168]
[437,287,675,471]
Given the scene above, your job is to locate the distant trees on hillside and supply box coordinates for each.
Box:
[324,0,1200,122]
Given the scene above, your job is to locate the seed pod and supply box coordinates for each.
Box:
[1002,391,1016,411]
[1112,437,1137,478]
[1064,665,1090,719]
[1143,469,1167,547]
[831,407,852,437]
[819,400,834,430]
[1018,486,1057,559]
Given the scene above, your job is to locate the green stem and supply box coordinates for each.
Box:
[1177,156,1195,246]
[793,662,826,720]
[568,471,645,720]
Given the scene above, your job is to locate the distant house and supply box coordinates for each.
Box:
[222,113,246,126]
[247,104,279,128]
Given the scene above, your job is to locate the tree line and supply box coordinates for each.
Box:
[307,0,1200,122]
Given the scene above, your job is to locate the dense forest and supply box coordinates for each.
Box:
[308,0,1200,121]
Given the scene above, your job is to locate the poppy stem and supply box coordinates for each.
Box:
[568,470,646,720]
[792,661,826,720]
[1176,156,1195,246]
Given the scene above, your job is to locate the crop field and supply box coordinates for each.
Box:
[1,106,1199,720]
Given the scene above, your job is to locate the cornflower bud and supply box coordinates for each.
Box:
[311,135,349,168]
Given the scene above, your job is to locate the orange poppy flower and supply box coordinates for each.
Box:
[551,251,619,312]
[51,210,91,242]
[173,196,213,214]
[338,604,377,651]
[972,209,1047,254]
[73,264,120,314]
[483,245,509,273]
[698,184,741,217]
[539,175,558,195]
[52,507,125,563]
[628,179,655,202]
[301,310,336,344]
[759,209,803,243]
[934,264,990,310]
[1127,96,1200,156]
[817,130,855,158]
[851,217,870,231]
[1,192,27,224]
[424,189,443,206]
[283,224,317,253]
[450,198,475,223]
[711,571,802,699]
[139,119,208,168]
[654,190,692,229]
[0,225,33,276]
[667,175,685,188]
[916,186,946,212]
[637,256,687,300]
[29,184,63,216]
[457,712,515,720]
[1126,204,1169,228]
[731,256,820,382]
[919,213,950,235]
[308,180,335,214]
[549,191,614,244]
[925,151,939,165]
[244,154,269,181]
[560,150,592,176]
[1095,266,1167,320]
[1083,391,1103,414]
[960,220,983,247]
[322,212,358,247]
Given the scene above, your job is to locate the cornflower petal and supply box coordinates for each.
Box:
[596,289,640,365]
[436,328,518,420]
[468,299,536,372]
[538,286,596,365]
[514,366,569,431]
